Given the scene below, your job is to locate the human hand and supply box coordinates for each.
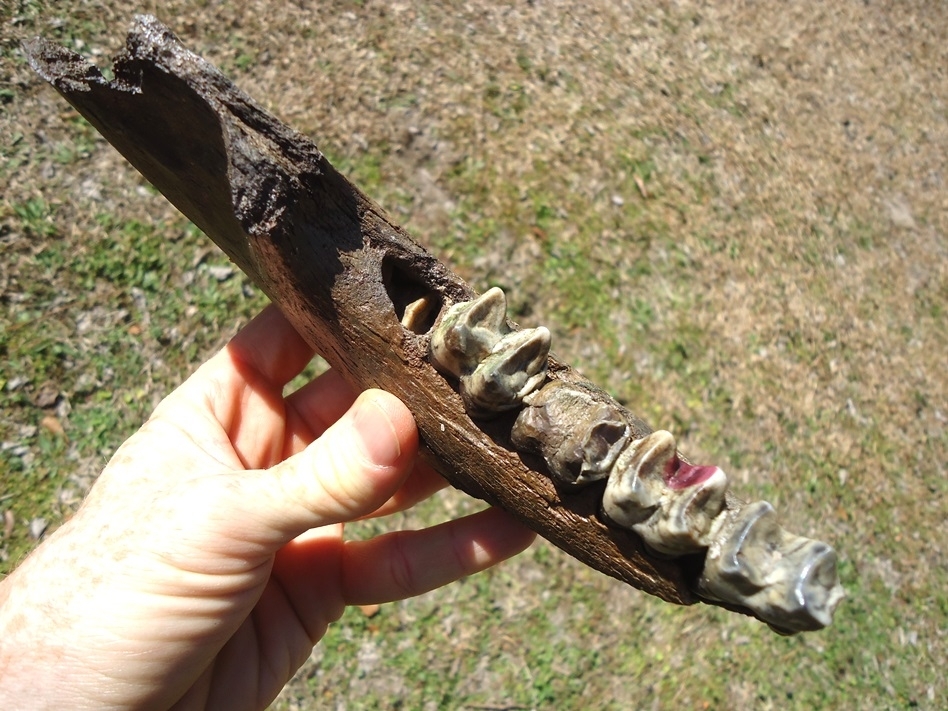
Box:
[0,305,535,710]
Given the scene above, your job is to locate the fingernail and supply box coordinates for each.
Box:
[353,396,402,467]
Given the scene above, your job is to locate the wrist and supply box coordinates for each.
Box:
[0,526,123,710]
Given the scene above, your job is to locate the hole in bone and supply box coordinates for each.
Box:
[381,256,443,335]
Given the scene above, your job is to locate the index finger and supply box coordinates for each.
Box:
[360,460,449,519]
[224,304,316,389]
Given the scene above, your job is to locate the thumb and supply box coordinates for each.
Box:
[236,389,419,545]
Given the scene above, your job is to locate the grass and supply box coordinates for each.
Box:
[0,188,266,566]
[2,2,946,709]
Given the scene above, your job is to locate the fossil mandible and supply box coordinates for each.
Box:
[429,286,844,634]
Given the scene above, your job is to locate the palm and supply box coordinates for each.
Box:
[0,307,534,711]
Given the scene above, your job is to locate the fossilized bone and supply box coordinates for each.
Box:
[24,15,843,635]
[432,288,844,633]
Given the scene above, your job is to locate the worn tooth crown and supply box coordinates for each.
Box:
[430,287,509,377]
[600,439,660,526]
[602,430,728,555]
[788,542,845,630]
[511,381,630,487]
[638,467,729,556]
[601,431,672,527]
[699,501,846,632]
[704,501,781,592]
[581,415,630,475]
[429,286,844,633]
[461,327,551,416]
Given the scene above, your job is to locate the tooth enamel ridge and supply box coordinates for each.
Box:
[429,287,844,634]
[461,326,552,418]
[430,286,551,416]
[699,501,846,633]
[601,430,731,557]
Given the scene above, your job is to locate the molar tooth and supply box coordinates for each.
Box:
[602,430,729,555]
[699,501,846,633]
[601,430,677,527]
[430,287,509,376]
[601,437,661,527]
[460,327,551,416]
[633,466,728,555]
[703,501,781,593]
[512,381,631,487]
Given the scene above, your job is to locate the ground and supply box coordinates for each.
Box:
[1,1,945,708]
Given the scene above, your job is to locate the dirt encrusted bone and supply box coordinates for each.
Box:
[431,288,845,634]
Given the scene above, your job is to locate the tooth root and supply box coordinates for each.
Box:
[460,327,551,416]
[400,295,436,332]
[699,502,846,633]
[430,287,509,376]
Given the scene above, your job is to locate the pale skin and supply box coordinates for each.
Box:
[0,305,536,710]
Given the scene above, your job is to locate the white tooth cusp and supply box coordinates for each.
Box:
[429,287,844,633]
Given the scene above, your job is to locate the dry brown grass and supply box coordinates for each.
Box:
[2,1,945,708]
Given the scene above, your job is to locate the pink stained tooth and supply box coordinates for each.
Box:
[665,458,722,490]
